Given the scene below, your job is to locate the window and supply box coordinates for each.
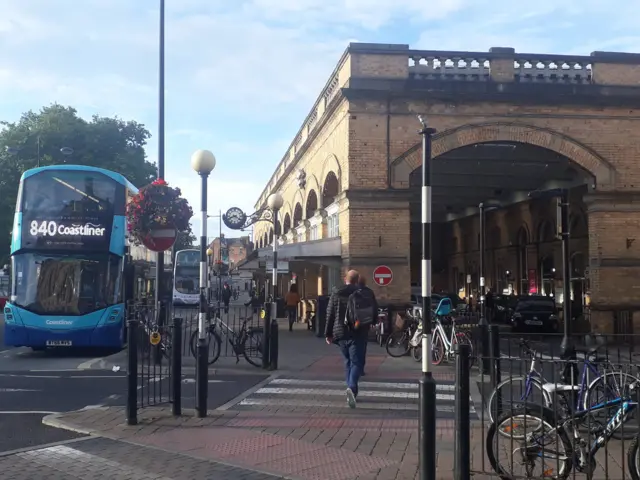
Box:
[310,225,319,241]
[327,214,340,238]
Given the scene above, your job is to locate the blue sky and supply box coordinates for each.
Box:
[1,0,639,238]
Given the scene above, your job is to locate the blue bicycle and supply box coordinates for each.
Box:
[487,338,639,439]
[487,381,639,479]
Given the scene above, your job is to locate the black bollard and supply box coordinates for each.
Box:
[126,319,138,426]
[269,317,279,371]
[489,325,502,419]
[171,317,182,416]
[454,343,471,480]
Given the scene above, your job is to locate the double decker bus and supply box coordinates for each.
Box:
[3,165,152,350]
[173,249,200,307]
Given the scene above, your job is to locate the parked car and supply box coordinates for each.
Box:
[510,296,559,332]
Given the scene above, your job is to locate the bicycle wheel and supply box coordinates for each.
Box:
[583,371,640,439]
[487,375,550,423]
[242,328,264,368]
[486,405,573,480]
[431,332,445,365]
[627,434,640,480]
[385,330,410,357]
[190,328,222,365]
[412,344,422,362]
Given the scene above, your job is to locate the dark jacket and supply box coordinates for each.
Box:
[222,287,232,303]
[325,283,376,341]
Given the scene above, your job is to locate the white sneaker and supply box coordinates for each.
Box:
[346,388,356,408]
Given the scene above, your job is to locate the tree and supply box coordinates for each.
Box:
[0,104,157,263]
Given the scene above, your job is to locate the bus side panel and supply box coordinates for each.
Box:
[3,303,124,348]
[110,216,126,256]
[10,212,22,252]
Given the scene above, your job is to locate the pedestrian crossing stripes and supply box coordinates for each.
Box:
[235,377,477,418]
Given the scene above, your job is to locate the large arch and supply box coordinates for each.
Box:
[283,213,292,234]
[305,174,321,204]
[293,203,303,227]
[322,171,340,208]
[319,154,343,196]
[305,189,318,218]
[391,122,616,189]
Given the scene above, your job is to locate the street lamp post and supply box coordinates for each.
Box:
[267,193,284,322]
[191,149,217,418]
[417,116,437,480]
[478,202,499,374]
[206,247,213,303]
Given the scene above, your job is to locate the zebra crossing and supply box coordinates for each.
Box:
[235,377,478,418]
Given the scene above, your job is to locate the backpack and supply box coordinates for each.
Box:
[344,288,375,330]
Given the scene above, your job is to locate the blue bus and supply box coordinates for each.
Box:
[3,165,156,350]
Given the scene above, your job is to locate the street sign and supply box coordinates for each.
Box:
[142,228,177,252]
[266,260,289,273]
[373,265,393,286]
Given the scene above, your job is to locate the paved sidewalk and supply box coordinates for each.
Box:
[42,405,469,480]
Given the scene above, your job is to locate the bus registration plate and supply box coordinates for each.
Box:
[46,340,72,346]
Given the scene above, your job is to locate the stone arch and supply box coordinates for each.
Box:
[291,189,304,214]
[390,122,615,189]
[536,219,556,243]
[293,203,303,227]
[319,154,343,195]
[514,223,530,246]
[305,189,318,218]
[283,213,292,234]
[322,171,340,208]
[305,174,321,202]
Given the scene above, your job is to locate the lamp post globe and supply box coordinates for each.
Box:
[191,149,216,175]
[267,192,284,211]
[206,248,213,257]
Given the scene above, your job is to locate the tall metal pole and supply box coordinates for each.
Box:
[271,209,279,321]
[478,203,490,374]
[155,0,166,328]
[196,172,209,418]
[559,190,573,362]
[418,117,437,480]
[218,210,222,310]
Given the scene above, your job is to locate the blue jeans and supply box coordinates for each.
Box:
[337,336,367,396]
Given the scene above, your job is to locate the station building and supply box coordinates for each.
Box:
[247,43,640,333]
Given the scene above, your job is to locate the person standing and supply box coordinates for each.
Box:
[285,284,301,332]
[325,270,375,408]
[356,275,378,377]
[222,282,232,314]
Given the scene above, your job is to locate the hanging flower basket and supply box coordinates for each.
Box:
[126,179,193,247]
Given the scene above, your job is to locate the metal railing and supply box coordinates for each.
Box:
[452,327,640,479]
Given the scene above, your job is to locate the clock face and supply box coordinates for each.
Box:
[223,207,247,230]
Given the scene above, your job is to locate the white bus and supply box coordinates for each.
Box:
[173,249,200,307]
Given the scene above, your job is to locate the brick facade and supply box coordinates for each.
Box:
[252,43,640,332]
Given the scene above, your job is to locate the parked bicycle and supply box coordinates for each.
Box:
[429,313,475,367]
[134,303,172,360]
[385,308,420,358]
[487,338,640,437]
[487,381,640,479]
[189,307,263,367]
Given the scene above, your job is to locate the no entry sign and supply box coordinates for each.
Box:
[373,265,393,286]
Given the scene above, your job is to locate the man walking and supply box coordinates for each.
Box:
[325,270,375,408]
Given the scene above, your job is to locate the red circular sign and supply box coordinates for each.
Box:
[141,228,177,252]
[373,265,393,286]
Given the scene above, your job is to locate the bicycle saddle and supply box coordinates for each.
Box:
[574,343,606,356]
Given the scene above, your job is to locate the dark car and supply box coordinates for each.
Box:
[510,296,559,332]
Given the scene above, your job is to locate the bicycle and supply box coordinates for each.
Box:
[487,338,640,438]
[429,314,475,367]
[385,309,420,358]
[189,307,263,367]
[134,303,172,360]
[487,382,639,480]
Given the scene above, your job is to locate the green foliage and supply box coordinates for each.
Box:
[0,104,157,262]
[174,225,196,252]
